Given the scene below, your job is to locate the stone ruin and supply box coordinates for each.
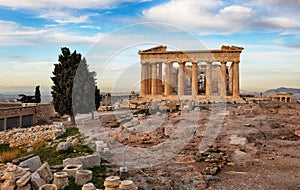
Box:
[139,45,243,101]
[0,125,65,148]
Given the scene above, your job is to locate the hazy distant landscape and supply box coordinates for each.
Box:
[1,87,299,103]
[0,93,52,103]
[0,92,131,104]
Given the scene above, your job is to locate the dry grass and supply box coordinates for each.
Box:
[31,140,46,150]
[0,149,20,163]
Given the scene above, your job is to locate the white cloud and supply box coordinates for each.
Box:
[244,0,300,30]
[250,0,300,7]
[264,17,300,28]
[218,5,253,21]
[38,10,91,24]
[0,0,142,9]
[0,20,105,46]
[143,0,254,34]
[80,25,101,30]
[143,0,300,34]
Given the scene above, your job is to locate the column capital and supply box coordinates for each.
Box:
[205,61,212,64]
[221,61,227,64]
[192,62,198,65]
[178,61,186,65]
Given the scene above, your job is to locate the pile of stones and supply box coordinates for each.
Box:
[0,154,104,190]
[0,125,66,148]
[0,156,53,190]
[195,146,232,175]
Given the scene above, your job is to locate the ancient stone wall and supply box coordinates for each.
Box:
[0,104,55,131]
[34,104,55,125]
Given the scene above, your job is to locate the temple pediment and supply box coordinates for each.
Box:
[138,45,167,54]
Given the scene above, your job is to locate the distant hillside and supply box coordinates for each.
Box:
[263,87,300,99]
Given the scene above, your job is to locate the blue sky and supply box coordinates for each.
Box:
[0,0,299,93]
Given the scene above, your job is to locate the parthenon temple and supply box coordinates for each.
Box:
[139,45,244,100]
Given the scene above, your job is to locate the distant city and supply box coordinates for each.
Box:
[1,87,299,103]
[0,93,52,103]
[0,92,132,104]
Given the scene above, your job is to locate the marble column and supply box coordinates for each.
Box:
[164,62,173,96]
[220,62,227,97]
[151,63,157,95]
[178,62,186,96]
[192,62,198,96]
[157,62,163,94]
[145,63,149,95]
[232,61,240,98]
[164,62,169,96]
[140,63,146,97]
[205,61,212,98]
[148,63,152,95]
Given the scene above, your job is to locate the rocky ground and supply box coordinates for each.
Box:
[80,101,300,190]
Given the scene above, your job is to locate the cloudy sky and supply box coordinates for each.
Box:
[0,0,299,93]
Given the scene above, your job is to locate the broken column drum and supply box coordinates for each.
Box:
[62,164,83,178]
[119,180,138,190]
[75,170,92,185]
[39,184,58,190]
[104,176,121,190]
[53,172,69,189]
[82,183,97,190]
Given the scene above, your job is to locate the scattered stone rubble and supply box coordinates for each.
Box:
[1,101,299,189]
[0,157,56,190]
[0,125,65,148]
[92,102,300,189]
[0,157,101,190]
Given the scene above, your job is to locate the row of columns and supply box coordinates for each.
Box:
[141,61,240,98]
[271,97,292,103]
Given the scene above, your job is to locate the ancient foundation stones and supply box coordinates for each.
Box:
[75,170,92,186]
[19,156,42,172]
[53,172,68,190]
[63,154,100,169]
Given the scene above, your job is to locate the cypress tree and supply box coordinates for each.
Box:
[95,85,101,110]
[51,47,81,125]
[72,57,96,116]
[35,85,41,103]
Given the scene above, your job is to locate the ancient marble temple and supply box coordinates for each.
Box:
[139,45,243,100]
